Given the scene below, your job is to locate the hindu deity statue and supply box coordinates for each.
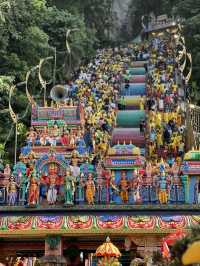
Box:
[144,173,154,203]
[132,171,142,204]
[80,158,94,175]
[146,161,152,178]
[158,158,166,174]
[27,173,39,206]
[28,152,36,165]
[70,159,80,179]
[39,171,48,203]
[19,172,28,204]
[76,133,88,155]
[26,127,37,146]
[171,161,180,177]
[110,171,119,204]
[96,162,104,203]
[171,176,183,203]
[76,173,85,203]
[158,172,168,204]
[69,130,76,147]
[119,171,129,203]
[71,150,80,166]
[47,164,58,205]
[7,176,18,206]
[102,168,111,204]
[84,173,96,205]
[4,164,11,179]
[64,169,75,205]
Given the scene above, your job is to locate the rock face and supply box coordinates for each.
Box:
[111,0,132,38]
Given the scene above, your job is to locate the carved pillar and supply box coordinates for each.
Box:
[40,236,67,266]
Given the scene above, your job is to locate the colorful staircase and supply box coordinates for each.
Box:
[112,62,146,152]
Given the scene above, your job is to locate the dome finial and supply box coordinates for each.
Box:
[106,236,110,242]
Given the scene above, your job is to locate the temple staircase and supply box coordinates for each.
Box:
[112,61,147,154]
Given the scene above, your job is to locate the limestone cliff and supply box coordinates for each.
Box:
[111,0,132,38]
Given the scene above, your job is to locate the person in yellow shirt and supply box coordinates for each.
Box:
[148,142,155,157]
[156,112,162,127]
[176,113,182,126]
[160,83,165,94]
[172,83,177,93]
[163,112,169,123]
[156,130,163,147]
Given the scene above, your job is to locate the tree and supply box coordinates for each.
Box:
[47,0,114,47]
[152,226,200,266]
[173,0,200,104]
[0,0,97,164]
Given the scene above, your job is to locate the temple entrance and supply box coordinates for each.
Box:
[0,238,44,266]
[0,236,140,266]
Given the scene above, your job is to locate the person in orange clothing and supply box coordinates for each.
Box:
[158,173,168,204]
[85,173,96,205]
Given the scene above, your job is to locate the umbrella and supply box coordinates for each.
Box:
[182,240,200,265]
[95,237,121,258]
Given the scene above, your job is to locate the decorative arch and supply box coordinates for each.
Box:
[36,153,69,176]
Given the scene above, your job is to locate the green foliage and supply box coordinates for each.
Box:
[0,75,14,93]
[174,1,200,104]
[153,226,200,266]
[47,0,114,47]
[0,0,99,164]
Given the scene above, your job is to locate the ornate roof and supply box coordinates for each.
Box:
[108,144,141,156]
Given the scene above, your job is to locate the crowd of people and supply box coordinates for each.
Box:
[146,37,186,164]
[0,36,192,207]
[24,47,139,159]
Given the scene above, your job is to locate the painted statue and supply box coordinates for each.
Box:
[70,159,80,179]
[7,176,18,205]
[96,162,104,203]
[84,173,96,205]
[76,173,85,203]
[146,161,152,178]
[76,135,88,155]
[171,161,180,177]
[80,159,94,175]
[132,177,142,204]
[4,164,11,179]
[47,164,60,205]
[28,174,39,206]
[64,169,75,205]
[102,168,112,204]
[158,158,166,173]
[144,175,154,203]
[158,173,168,204]
[39,172,48,203]
[119,171,129,203]
[110,172,119,203]
[171,176,183,203]
[26,127,37,145]
[19,172,28,203]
